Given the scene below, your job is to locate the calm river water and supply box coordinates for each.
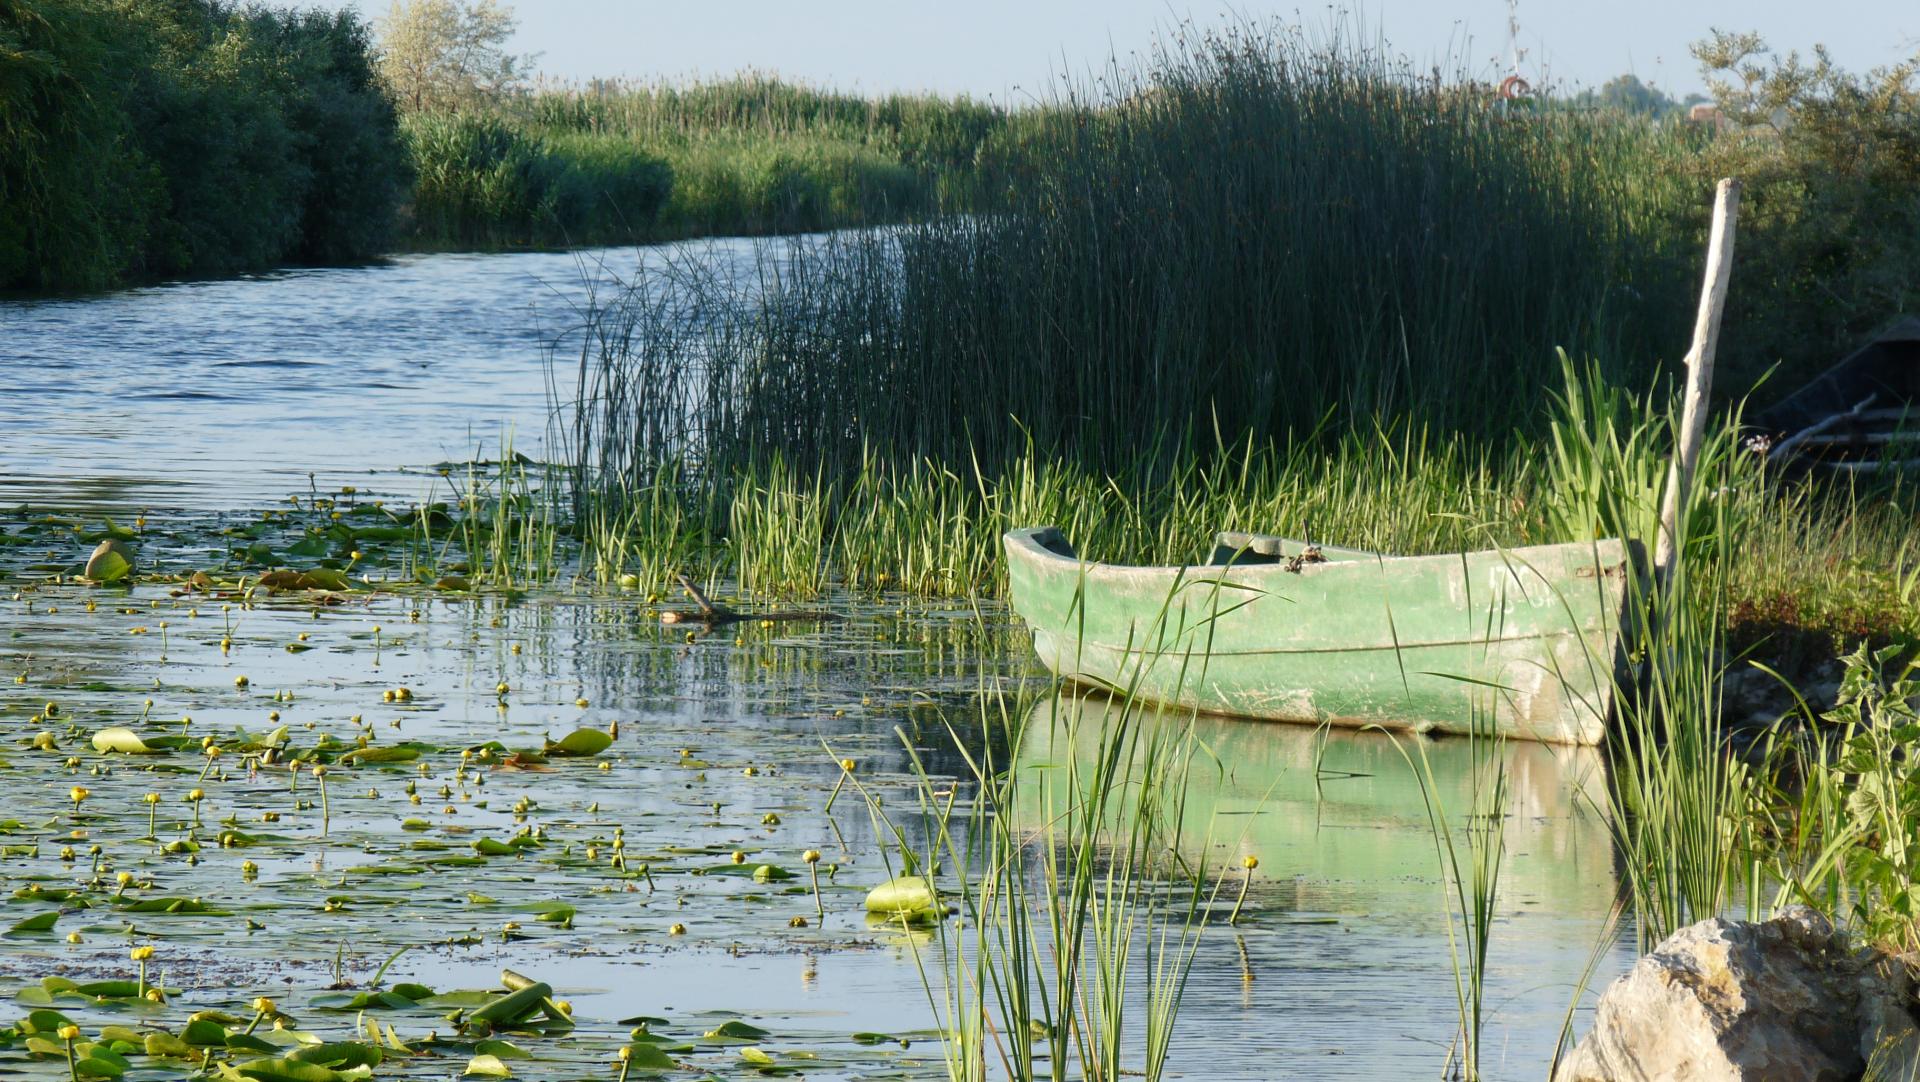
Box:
[0,241,1635,1080]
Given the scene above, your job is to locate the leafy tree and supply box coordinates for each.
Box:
[1598,74,1673,115]
[1689,31,1920,384]
[376,0,528,112]
[0,0,409,289]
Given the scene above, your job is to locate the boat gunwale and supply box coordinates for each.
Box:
[1003,525,1635,580]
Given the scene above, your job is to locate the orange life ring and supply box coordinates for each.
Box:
[1497,74,1532,100]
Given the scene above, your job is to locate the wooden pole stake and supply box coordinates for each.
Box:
[1654,177,1741,587]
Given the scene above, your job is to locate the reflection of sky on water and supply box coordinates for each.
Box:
[0,237,826,513]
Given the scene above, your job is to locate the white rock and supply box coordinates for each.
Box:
[1556,909,1920,1082]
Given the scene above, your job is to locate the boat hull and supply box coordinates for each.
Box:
[1004,527,1640,745]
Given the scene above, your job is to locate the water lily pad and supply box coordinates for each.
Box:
[619,1043,678,1069]
[864,875,940,921]
[85,539,133,583]
[230,1057,353,1082]
[464,1054,513,1077]
[91,727,163,754]
[545,729,612,757]
[8,910,58,933]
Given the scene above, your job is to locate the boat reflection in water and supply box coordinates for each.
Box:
[1016,689,1617,917]
[1011,689,1628,1076]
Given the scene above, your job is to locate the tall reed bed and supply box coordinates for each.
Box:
[555,26,1707,486]
[405,72,998,248]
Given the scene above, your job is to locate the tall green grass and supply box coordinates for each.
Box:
[403,113,672,247]
[853,587,1217,1082]
[558,26,1708,483]
[1543,358,1758,943]
[403,72,998,248]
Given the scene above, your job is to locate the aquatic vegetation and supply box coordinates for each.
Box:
[0,540,1022,1080]
[854,582,1221,1082]
[1750,643,1920,952]
[1395,716,1510,1081]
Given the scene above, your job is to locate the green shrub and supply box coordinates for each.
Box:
[0,0,407,290]
[403,113,670,246]
[1688,32,1920,387]
[0,0,157,289]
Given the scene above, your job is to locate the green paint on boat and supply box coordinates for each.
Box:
[1003,527,1641,745]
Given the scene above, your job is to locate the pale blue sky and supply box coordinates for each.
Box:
[320,1,1917,101]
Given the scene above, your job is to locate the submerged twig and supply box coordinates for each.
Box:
[658,573,843,626]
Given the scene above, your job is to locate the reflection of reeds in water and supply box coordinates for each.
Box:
[1393,707,1507,1082]
[857,581,1217,1082]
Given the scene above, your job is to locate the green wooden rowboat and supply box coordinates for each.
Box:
[1003,527,1642,745]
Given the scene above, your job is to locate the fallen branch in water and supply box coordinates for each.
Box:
[658,574,843,626]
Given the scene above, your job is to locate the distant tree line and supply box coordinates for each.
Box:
[1563,73,1709,118]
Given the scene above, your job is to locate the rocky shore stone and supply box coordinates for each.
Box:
[1556,909,1920,1082]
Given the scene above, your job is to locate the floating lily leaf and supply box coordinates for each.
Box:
[338,745,421,765]
[288,1042,383,1069]
[464,1054,513,1077]
[229,1056,355,1082]
[704,1020,770,1041]
[145,1032,195,1058]
[544,728,612,757]
[120,896,225,915]
[473,1039,531,1059]
[87,546,132,584]
[311,990,418,1012]
[464,982,551,1029]
[24,1008,76,1033]
[8,910,58,933]
[182,1018,229,1046]
[72,980,141,999]
[286,537,329,558]
[75,1052,128,1078]
[390,983,434,1001]
[92,727,162,754]
[864,876,940,921]
[619,1043,679,1070]
[300,568,351,590]
[257,568,352,592]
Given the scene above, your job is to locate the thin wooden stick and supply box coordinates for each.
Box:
[1655,177,1742,587]
[676,573,723,617]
